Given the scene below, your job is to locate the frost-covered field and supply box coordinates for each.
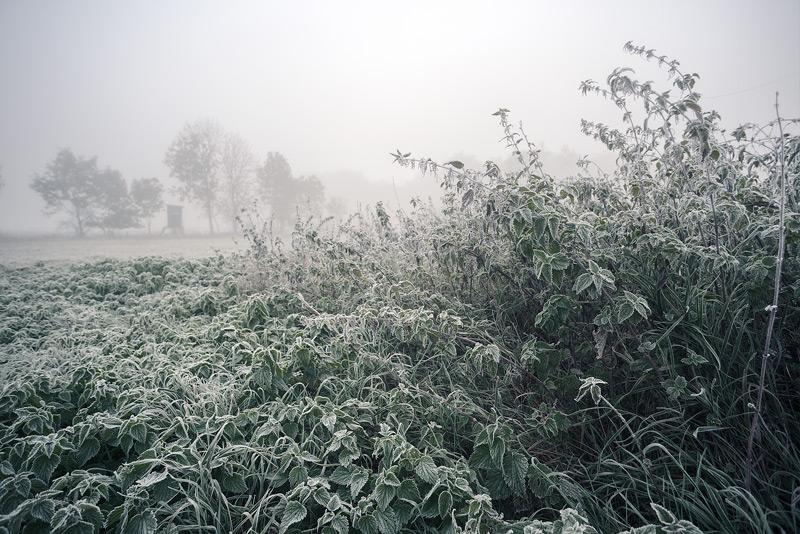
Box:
[0,234,246,265]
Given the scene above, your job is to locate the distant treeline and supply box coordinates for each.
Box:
[30,119,342,236]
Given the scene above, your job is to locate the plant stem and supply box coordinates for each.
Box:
[704,165,728,304]
[745,95,787,492]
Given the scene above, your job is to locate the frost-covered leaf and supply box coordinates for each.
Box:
[356,513,379,534]
[397,479,420,502]
[289,465,308,488]
[373,508,399,534]
[350,468,369,499]
[29,498,55,522]
[490,435,506,465]
[14,475,31,496]
[415,455,439,484]
[61,520,95,534]
[74,438,101,467]
[129,422,147,443]
[438,490,453,519]
[223,472,248,494]
[329,465,352,486]
[374,482,395,510]
[502,452,528,495]
[280,501,307,533]
[469,444,494,469]
[651,503,676,524]
[135,470,167,488]
[31,453,60,482]
[123,511,157,534]
[573,273,595,295]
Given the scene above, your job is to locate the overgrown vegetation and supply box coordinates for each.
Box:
[1,44,798,533]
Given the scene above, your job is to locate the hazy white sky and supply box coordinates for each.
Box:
[0,0,798,233]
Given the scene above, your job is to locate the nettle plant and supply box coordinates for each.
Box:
[385,43,799,532]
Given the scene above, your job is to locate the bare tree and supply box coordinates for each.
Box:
[219,132,255,232]
[163,119,223,234]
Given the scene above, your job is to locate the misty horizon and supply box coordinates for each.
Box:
[1,0,798,235]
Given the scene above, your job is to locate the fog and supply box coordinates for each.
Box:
[0,0,798,235]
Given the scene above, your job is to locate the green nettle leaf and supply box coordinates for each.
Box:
[326,494,343,512]
[14,474,32,496]
[152,478,178,502]
[321,413,337,432]
[223,472,248,493]
[253,364,273,390]
[29,498,56,522]
[373,508,399,534]
[338,448,360,466]
[468,444,494,469]
[445,161,464,169]
[681,349,708,367]
[528,459,555,498]
[617,302,635,323]
[129,423,147,443]
[289,465,308,488]
[374,482,396,510]
[350,468,370,499]
[119,434,134,455]
[77,503,103,530]
[438,490,454,519]
[397,479,421,502]
[0,461,14,475]
[382,471,401,487]
[664,376,688,400]
[502,452,528,495]
[329,465,352,486]
[74,438,101,467]
[490,436,506,466]
[415,455,439,484]
[355,513,379,534]
[123,511,157,534]
[135,470,168,488]
[280,501,307,533]
[547,216,560,240]
[61,520,96,534]
[573,273,595,295]
[650,503,677,524]
[105,504,125,529]
[330,515,349,534]
[31,453,60,482]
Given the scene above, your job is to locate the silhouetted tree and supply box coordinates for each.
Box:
[163,119,223,233]
[91,168,139,235]
[220,132,255,232]
[131,177,164,234]
[31,149,136,236]
[31,149,103,236]
[257,151,295,227]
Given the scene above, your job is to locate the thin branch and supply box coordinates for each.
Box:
[745,94,787,492]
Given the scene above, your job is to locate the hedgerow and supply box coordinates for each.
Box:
[1,44,798,533]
